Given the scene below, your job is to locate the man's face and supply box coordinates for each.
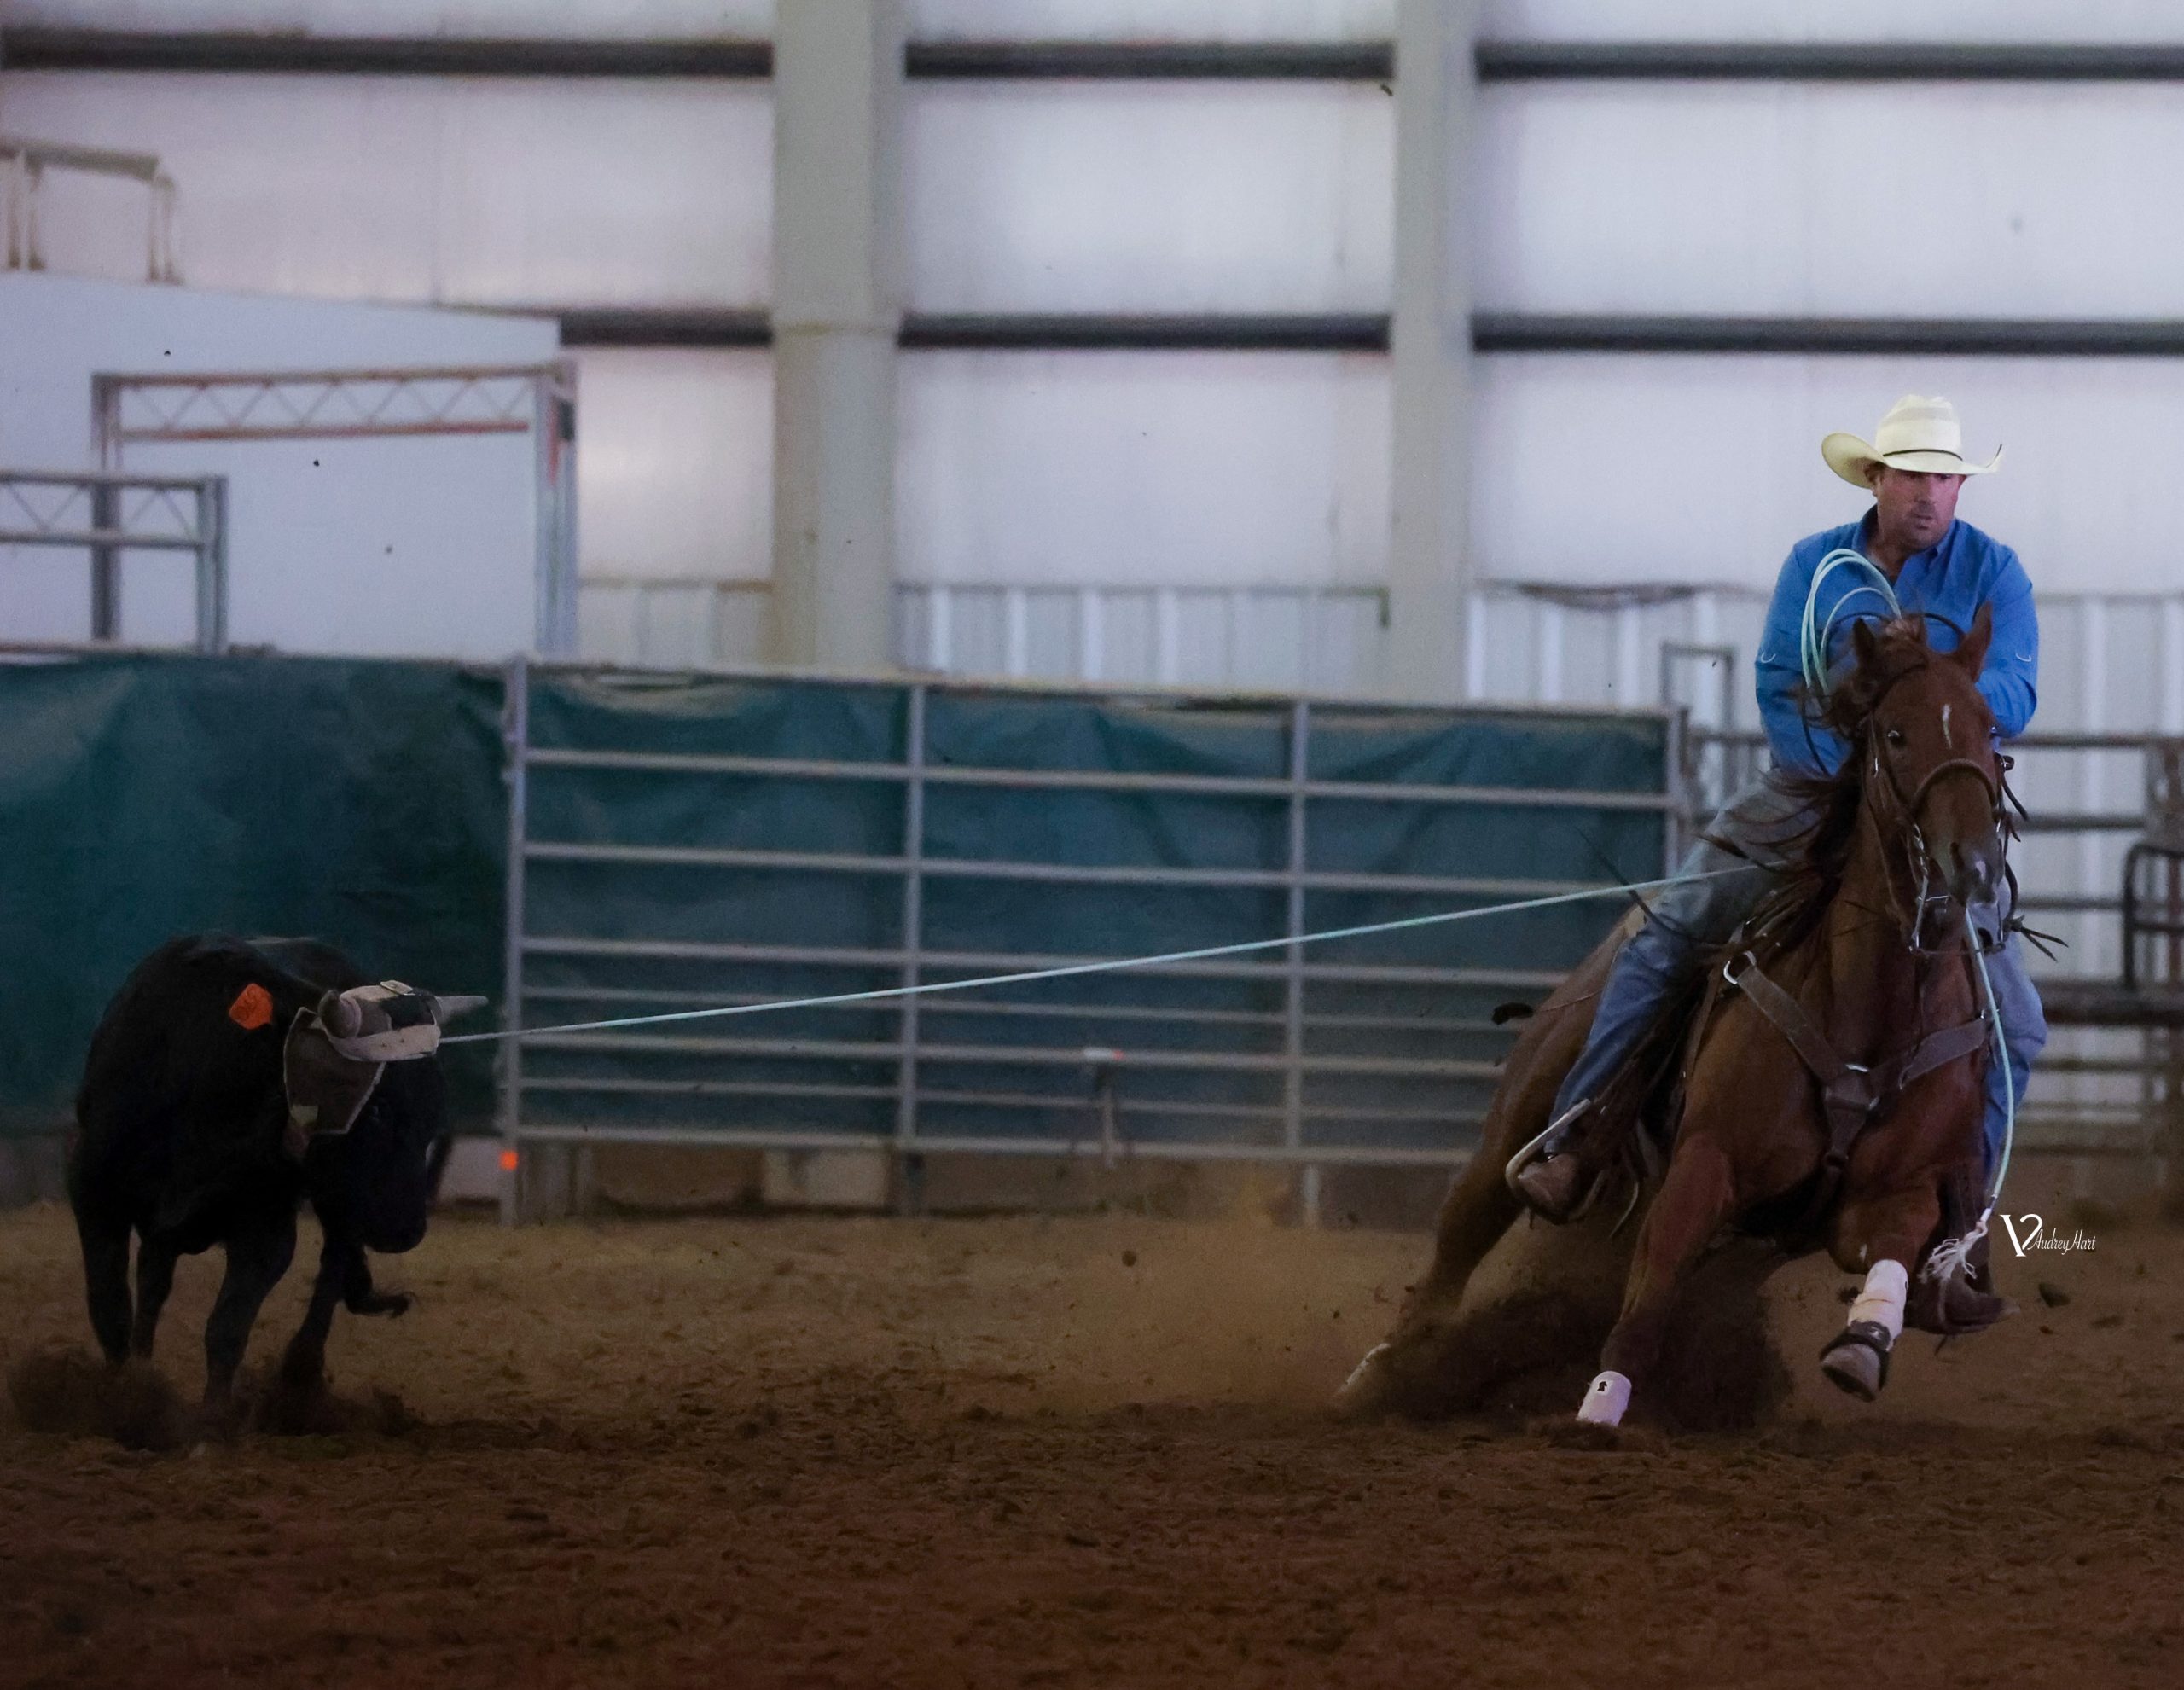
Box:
[1867,464,1966,553]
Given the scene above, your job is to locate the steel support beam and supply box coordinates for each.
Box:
[1477,41,2184,83]
[903,41,1393,80]
[0,29,772,77]
[768,0,903,672]
[1475,315,2184,357]
[1386,0,1475,705]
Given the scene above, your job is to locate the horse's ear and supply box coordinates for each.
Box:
[1953,601,1994,678]
[1850,617,1881,674]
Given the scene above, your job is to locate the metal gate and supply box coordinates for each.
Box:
[497,662,1678,1216]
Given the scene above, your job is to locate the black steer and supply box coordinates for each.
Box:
[67,934,469,1420]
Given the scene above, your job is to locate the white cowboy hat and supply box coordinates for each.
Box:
[1821,394,2003,488]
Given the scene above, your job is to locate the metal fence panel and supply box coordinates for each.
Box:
[508,665,1675,1178]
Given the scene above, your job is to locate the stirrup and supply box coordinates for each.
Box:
[1503,1096,1592,1199]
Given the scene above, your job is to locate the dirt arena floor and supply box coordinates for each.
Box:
[4,1190,2183,1690]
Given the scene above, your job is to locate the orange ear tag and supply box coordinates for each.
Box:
[228,983,275,1031]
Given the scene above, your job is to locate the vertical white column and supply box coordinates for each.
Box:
[769,0,903,671]
[1386,0,1478,704]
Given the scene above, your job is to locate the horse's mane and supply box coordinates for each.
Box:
[1737,616,1952,959]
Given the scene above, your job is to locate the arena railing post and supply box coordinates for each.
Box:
[499,652,530,1226]
[1286,699,1316,1226]
[896,679,928,1216]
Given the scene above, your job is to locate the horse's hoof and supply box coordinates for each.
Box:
[1333,1342,1392,1415]
[1819,1321,1892,1401]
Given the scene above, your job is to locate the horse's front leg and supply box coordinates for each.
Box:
[1819,1183,1941,1401]
[1577,1139,1736,1427]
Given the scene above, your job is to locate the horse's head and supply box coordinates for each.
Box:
[1828,606,2008,915]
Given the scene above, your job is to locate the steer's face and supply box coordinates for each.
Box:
[309,1056,450,1252]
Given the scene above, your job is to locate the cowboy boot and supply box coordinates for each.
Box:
[1904,1217,2014,1337]
[1509,1099,1597,1222]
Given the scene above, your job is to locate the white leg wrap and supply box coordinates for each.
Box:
[1847,1258,1908,1344]
[1576,1370,1631,1427]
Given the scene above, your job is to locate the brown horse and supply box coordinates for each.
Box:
[1342,608,2010,1426]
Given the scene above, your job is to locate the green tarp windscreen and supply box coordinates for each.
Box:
[0,653,505,1138]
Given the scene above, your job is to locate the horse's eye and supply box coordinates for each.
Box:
[1885,728,1908,748]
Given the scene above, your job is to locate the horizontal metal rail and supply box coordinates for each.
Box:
[524,839,1606,900]
[512,1124,1475,1169]
[520,1076,1474,1129]
[0,527,202,551]
[0,468,218,491]
[1474,315,2184,359]
[521,933,1565,991]
[526,650,1677,723]
[522,1030,1503,1080]
[0,29,776,78]
[520,984,1512,1037]
[900,312,1390,352]
[523,745,1674,810]
[1476,41,2184,84]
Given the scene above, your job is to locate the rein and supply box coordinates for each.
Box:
[1850,655,2012,955]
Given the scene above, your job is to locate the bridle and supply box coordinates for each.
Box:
[1853,661,2013,955]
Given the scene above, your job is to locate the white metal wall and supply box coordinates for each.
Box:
[0,73,774,307]
[1480,85,2184,319]
[904,84,1391,314]
[0,271,559,657]
[19,12,2184,612]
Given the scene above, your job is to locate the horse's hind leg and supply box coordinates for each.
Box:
[1578,1140,1736,1427]
[1818,1184,1942,1401]
[1336,1131,1536,1415]
[1417,1151,1527,1315]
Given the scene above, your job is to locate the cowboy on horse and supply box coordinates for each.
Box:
[1336,396,2048,1428]
[1511,394,2047,1286]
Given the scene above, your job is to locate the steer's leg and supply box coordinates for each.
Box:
[76,1214,134,1368]
[1581,1140,1736,1427]
[278,1233,358,1392]
[201,1209,296,1421]
[340,1248,412,1317]
[131,1234,179,1359]
[1820,1183,1941,1401]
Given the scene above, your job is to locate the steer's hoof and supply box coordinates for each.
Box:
[1819,1321,1893,1401]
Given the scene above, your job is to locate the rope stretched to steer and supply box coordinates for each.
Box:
[442,868,1743,1047]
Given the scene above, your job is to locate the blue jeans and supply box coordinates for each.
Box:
[1548,779,2047,1178]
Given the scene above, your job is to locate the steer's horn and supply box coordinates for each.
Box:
[319,988,364,1039]
[433,994,489,1021]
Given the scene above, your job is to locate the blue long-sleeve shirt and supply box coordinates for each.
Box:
[1754,514,2040,776]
